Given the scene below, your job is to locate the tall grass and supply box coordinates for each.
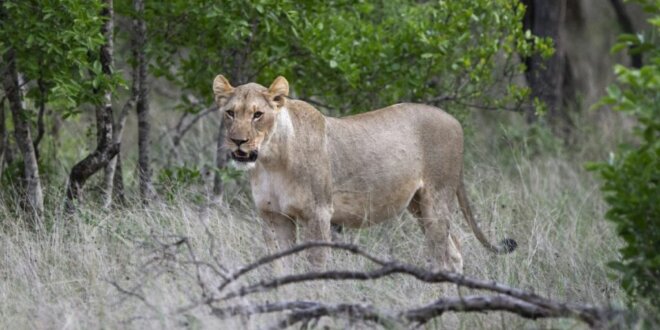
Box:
[0,110,628,329]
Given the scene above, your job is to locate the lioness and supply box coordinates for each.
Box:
[213,75,516,272]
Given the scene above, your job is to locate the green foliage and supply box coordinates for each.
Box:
[156,165,242,201]
[157,166,204,200]
[129,0,549,117]
[589,0,660,307]
[0,1,123,117]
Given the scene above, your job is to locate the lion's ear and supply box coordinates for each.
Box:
[213,75,234,105]
[267,76,289,107]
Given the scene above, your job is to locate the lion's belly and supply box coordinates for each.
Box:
[330,178,423,228]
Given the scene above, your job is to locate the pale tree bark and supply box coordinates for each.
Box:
[65,0,119,213]
[2,48,44,219]
[112,151,126,204]
[102,64,137,208]
[133,0,152,204]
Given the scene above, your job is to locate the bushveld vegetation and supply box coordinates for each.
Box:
[0,0,658,329]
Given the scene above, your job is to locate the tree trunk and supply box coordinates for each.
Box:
[212,116,228,199]
[2,48,44,219]
[32,77,46,162]
[102,63,137,208]
[609,0,642,68]
[1,107,14,176]
[65,0,119,213]
[0,98,6,175]
[112,151,126,205]
[133,0,152,204]
[522,0,567,125]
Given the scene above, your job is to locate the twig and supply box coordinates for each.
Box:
[298,97,349,113]
[108,280,159,314]
[172,105,219,147]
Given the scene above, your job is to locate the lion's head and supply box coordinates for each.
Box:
[212,75,289,167]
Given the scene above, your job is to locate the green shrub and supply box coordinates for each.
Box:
[589,0,660,307]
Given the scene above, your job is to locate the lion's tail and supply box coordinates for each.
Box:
[456,172,517,254]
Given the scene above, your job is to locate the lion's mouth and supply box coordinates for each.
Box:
[231,150,258,163]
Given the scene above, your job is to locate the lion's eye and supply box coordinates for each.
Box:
[225,110,235,118]
[253,111,264,120]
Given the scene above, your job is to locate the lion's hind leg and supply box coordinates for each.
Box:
[408,188,463,274]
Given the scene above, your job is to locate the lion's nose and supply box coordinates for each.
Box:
[231,138,248,147]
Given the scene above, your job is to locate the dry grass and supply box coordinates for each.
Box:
[0,110,629,329]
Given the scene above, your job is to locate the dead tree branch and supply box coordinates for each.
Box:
[215,242,619,328]
[113,239,622,329]
[172,105,219,147]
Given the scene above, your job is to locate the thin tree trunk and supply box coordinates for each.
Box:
[0,97,6,175]
[2,113,14,176]
[133,0,152,204]
[2,48,44,218]
[103,68,137,208]
[112,151,126,205]
[32,77,46,162]
[212,116,228,200]
[65,0,119,213]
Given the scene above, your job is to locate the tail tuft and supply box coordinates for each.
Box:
[499,238,517,253]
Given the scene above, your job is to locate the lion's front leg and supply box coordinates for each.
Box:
[300,206,333,269]
[260,210,296,273]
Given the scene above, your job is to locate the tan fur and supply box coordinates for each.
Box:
[213,75,515,271]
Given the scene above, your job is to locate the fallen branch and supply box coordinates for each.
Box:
[210,295,613,330]
[214,242,620,328]
[113,238,622,329]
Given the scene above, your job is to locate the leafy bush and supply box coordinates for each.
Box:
[138,0,551,118]
[589,0,660,307]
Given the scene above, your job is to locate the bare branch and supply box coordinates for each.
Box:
[216,242,618,327]
[210,300,320,318]
[210,295,612,329]
[218,242,390,292]
[172,105,219,147]
[297,97,349,114]
[272,302,392,329]
[114,239,621,329]
[108,280,159,314]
